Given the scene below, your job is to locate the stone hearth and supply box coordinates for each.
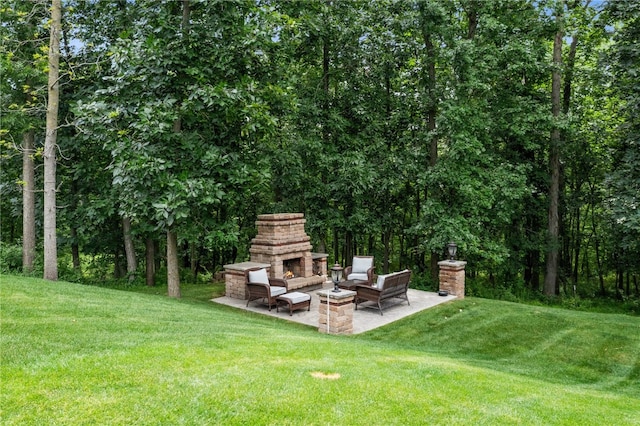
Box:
[224,213,327,299]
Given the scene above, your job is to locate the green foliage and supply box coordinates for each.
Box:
[0,242,22,273]
[73,1,278,246]
[2,0,639,308]
[603,0,640,273]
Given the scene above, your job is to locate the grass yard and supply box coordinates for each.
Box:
[1,275,639,425]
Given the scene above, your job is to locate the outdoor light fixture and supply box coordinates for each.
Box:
[447,242,457,261]
[331,263,343,292]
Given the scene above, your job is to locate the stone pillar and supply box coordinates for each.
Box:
[312,253,328,277]
[317,289,356,335]
[223,261,271,300]
[438,260,467,298]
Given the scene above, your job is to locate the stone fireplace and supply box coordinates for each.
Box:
[223,213,327,299]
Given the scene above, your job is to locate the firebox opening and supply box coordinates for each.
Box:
[283,258,302,279]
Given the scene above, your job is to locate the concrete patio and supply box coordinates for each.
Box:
[212,281,458,334]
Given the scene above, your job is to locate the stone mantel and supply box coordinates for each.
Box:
[223,261,271,272]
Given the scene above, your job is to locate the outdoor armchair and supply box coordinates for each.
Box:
[342,256,375,285]
[244,267,288,311]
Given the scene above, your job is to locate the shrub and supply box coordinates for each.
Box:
[0,242,23,273]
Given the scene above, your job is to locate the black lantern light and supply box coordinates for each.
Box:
[447,242,457,261]
[331,263,343,292]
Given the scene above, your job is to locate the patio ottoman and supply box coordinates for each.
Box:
[276,292,311,316]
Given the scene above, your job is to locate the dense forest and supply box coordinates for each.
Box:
[1,0,638,306]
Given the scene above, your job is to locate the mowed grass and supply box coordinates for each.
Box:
[1,276,639,425]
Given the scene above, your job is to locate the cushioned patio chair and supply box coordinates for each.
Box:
[342,256,375,285]
[245,267,288,311]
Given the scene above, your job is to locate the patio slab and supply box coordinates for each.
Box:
[211,282,457,334]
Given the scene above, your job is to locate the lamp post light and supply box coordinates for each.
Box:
[331,263,343,292]
[447,242,457,261]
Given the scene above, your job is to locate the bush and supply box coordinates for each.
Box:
[408,271,438,291]
[0,242,23,273]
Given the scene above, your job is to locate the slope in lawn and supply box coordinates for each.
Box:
[363,298,640,398]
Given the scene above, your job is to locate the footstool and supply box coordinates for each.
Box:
[276,292,311,316]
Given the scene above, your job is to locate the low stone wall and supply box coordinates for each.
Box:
[286,275,326,291]
[224,260,328,299]
[223,261,270,299]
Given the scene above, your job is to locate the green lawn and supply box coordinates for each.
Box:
[1,276,638,425]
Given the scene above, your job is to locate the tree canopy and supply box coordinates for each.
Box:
[1,0,638,302]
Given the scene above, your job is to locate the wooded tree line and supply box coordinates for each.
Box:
[1,0,638,300]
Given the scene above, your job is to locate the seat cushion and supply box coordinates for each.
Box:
[352,257,372,274]
[347,272,369,282]
[269,286,287,297]
[248,268,270,285]
[278,291,310,304]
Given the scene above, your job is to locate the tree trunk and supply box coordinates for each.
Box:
[323,36,329,107]
[382,231,390,274]
[420,7,440,283]
[145,237,156,286]
[43,0,62,281]
[162,0,190,296]
[181,0,190,33]
[22,130,36,273]
[594,236,605,296]
[70,227,81,270]
[190,242,198,281]
[572,206,580,287]
[113,245,125,278]
[532,249,541,291]
[333,228,339,264]
[544,8,563,296]
[167,230,181,298]
[122,216,137,281]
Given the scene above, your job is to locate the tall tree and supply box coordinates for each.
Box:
[0,2,49,272]
[74,0,278,293]
[544,0,565,296]
[122,217,137,281]
[419,0,443,280]
[604,0,640,292]
[22,130,36,272]
[43,0,62,281]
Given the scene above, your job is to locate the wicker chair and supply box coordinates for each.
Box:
[244,267,288,311]
[342,256,375,285]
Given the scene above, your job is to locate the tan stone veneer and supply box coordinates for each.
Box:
[438,260,467,298]
[317,289,356,335]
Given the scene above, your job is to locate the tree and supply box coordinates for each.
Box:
[2,0,636,302]
[0,2,50,272]
[604,0,640,293]
[43,0,62,281]
[544,0,564,296]
[74,0,278,295]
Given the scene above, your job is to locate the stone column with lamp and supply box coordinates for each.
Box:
[438,242,467,298]
[317,263,356,335]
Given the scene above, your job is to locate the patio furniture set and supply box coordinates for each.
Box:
[245,256,411,316]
